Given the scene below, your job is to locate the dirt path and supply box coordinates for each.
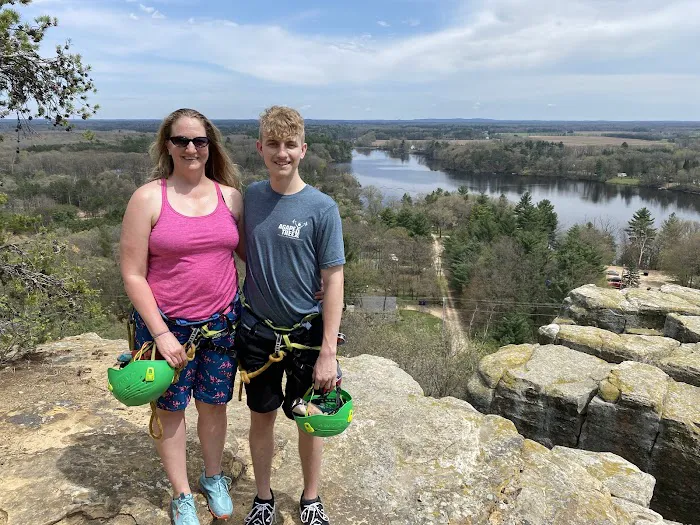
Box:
[431,235,468,354]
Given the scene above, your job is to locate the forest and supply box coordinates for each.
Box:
[2,0,700,396]
[3,120,700,397]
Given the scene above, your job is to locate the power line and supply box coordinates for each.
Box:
[396,297,561,307]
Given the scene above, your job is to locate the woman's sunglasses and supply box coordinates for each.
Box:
[169,136,210,149]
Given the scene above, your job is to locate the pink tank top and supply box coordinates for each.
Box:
[147,180,238,320]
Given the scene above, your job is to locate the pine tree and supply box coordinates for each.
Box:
[622,265,641,288]
[1,0,98,129]
[625,207,656,268]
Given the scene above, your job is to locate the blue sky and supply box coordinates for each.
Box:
[18,0,700,120]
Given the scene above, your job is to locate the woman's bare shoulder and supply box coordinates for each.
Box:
[218,184,242,200]
[131,179,162,202]
[125,180,163,218]
[218,184,243,220]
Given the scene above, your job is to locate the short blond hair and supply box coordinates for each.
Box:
[259,105,305,142]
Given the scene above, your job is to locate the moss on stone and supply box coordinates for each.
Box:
[599,379,621,403]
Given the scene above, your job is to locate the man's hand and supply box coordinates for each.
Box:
[313,352,337,392]
[155,332,188,369]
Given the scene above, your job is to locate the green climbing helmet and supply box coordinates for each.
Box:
[294,387,354,437]
[107,347,174,407]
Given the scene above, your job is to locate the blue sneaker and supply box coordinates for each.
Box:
[199,470,233,519]
[171,493,200,525]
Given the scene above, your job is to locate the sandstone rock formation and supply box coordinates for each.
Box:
[470,283,700,524]
[560,284,700,333]
[0,334,671,525]
[469,344,700,524]
[664,313,700,343]
[538,323,700,387]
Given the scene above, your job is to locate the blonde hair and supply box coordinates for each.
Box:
[149,108,241,190]
[259,105,305,142]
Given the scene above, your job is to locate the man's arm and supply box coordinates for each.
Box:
[313,265,344,392]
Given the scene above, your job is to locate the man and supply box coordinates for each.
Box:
[236,105,345,525]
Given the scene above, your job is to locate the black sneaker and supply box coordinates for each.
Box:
[244,493,276,525]
[299,494,330,525]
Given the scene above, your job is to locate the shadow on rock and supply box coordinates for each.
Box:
[56,430,240,512]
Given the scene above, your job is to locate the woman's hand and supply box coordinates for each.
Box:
[314,280,325,301]
[154,332,188,369]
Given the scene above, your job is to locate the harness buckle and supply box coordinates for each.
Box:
[274,333,283,354]
[187,327,202,347]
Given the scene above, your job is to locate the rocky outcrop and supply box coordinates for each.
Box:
[538,323,700,387]
[664,313,700,343]
[468,343,700,524]
[0,334,669,525]
[560,284,700,333]
[549,448,654,507]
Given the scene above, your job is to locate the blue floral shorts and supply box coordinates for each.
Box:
[130,297,240,411]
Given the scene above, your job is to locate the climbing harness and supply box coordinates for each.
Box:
[293,386,354,437]
[110,301,239,439]
[237,292,345,401]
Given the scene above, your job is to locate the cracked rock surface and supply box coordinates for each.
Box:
[0,334,661,525]
[471,284,700,524]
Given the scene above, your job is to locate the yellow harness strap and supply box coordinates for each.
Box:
[236,293,322,400]
[237,333,321,401]
[145,340,197,440]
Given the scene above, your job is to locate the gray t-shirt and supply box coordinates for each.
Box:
[241,181,345,331]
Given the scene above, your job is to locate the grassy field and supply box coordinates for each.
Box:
[371,139,491,147]
[526,135,667,147]
[605,177,640,185]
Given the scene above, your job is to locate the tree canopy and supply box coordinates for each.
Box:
[1,0,97,129]
[625,207,656,268]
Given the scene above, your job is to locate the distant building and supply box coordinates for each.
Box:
[617,172,628,178]
[352,296,398,319]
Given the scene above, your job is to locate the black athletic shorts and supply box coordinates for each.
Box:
[235,317,328,420]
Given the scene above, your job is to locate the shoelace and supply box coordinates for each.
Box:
[300,501,329,525]
[206,474,232,494]
[173,495,198,524]
[244,500,275,525]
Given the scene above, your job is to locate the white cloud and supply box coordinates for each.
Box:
[377,20,390,28]
[152,11,165,19]
[129,13,139,20]
[42,1,697,88]
[403,19,420,27]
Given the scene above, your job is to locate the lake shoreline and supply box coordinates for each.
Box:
[362,146,700,198]
[348,149,700,230]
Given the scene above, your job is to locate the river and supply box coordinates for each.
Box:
[347,149,700,230]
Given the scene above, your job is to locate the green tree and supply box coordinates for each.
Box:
[355,131,376,147]
[625,207,656,268]
[553,225,605,300]
[660,232,700,287]
[622,265,640,288]
[655,213,683,259]
[0,194,105,361]
[1,0,98,126]
[492,312,532,345]
[379,207,396,228]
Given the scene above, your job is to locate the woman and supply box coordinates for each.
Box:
[120,108,243,525]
